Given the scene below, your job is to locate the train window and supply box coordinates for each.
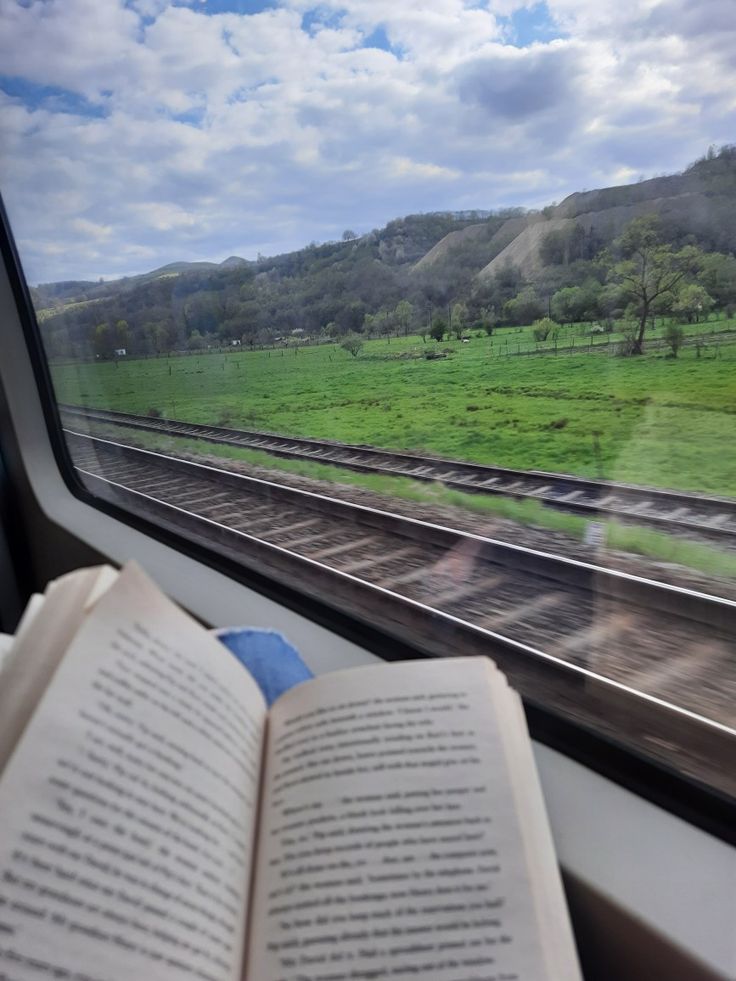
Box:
[1,1,734,809]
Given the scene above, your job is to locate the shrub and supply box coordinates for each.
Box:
[532,317,558,342]
[429,318,447,342]
[664,323,684,357]
[340,335,363,357]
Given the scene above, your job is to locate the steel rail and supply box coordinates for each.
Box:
[59,403,736,540]
[64,428,736,796]
[64,428,736,633]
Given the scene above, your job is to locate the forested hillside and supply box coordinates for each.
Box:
[34,146,736,360]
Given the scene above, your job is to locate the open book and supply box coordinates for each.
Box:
[0,563,581,981]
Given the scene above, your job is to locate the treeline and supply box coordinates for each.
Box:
[37,209,522,359]
[37,149,736,360]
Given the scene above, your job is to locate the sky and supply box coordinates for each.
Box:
[0,0,734,283]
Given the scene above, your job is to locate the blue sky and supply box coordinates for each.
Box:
[0,74,110,117]
[0,0,734,282]
[505,3,564,45]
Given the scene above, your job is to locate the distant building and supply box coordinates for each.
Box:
[114,348,127,356]
[231,339,241,346]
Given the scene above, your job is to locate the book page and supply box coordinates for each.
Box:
[0,563,267,981]
[486,679,582,980]
[0,566,118,773]
[247,657,580,981]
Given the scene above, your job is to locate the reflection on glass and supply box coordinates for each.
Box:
[1,1,734,793]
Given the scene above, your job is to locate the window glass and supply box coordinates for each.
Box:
[1,0,734,795]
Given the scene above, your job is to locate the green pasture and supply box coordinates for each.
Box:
[52,321,736,496]
[469,315,734,358]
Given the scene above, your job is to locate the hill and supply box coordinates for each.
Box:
[35,146,736,359]
[32,257,249,310]
[417,151,736,284]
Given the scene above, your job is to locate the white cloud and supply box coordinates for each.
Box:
[71,218,113,240]
[390,157,461,180]
[129,202,198,232]
[0,0,734,282]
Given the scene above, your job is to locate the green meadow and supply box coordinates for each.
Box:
[52,324,736,496]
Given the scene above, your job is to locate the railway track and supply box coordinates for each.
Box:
[64,429,736,795]
[60,403,736,540]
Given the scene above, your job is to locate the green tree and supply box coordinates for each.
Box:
[532,317,558,342]
[539,223,598,266]
[341,334,363,357]
[113,319,130,351]
[551,286,587,325]
[451,301,468,338]
[597,283,626,327]
[394,299,414,336]
[92,323,113,359]
[503,287,545,326]
[672,284,714,323]
[152,323,171,354]
[699,253,736,309]
[429,317,447,342]
[187,329,206,351]
[608,216,701,354]
[477,306,497,335]
[377,309,394,341]
[183,292,224,335]
[336,299,366,334]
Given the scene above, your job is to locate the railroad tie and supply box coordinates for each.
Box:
[431,576,503,609]
[339,545,419,575]
[624,638,730,700]
[310,535,377,561]
[549,613,631,660]
[478,591,565,632]
[207,503,282,525]
[268,517,322,536]
[278,528,340,550]
[226,511,303,532]
[378,565,431,589]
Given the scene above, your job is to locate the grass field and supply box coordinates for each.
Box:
[52,320,736,496]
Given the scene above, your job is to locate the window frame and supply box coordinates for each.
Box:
[2,195,736,977]
[1,193,734,845]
